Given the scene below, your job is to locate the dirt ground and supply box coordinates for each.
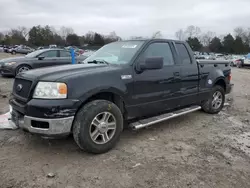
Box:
[1,52,250,188]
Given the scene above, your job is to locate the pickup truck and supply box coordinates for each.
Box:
[9,39,233,154]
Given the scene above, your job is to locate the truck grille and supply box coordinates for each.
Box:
[13,78,32,99]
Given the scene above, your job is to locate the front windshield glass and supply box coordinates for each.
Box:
[82,41,144,64]
[25,49,45,58]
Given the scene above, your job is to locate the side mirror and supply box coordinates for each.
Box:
[38,56,45,60]
[140,57,164,71]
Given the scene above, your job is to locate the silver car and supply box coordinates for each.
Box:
[11,45,34,55]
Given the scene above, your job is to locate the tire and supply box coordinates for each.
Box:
[237,63,242,68]
[15,65,31,76]
[11,51,16,55]
[73,100,123,154]
[202,85,225,114]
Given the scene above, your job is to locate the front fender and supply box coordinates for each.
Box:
[78,85,128,104]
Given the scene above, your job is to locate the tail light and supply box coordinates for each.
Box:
[228,73,232,81]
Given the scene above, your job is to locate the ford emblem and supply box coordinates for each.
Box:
[17,84,23,92]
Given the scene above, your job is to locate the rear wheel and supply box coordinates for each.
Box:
[237,62,242,68]
[73,100,123,154]
[202,85,225,114]
[15,65,31,76]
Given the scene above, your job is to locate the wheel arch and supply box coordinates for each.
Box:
[213,78,226,91]
[15,64,32,74]
[77,89,127,117]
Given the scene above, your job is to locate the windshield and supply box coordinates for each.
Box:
[25,49,45,58]
[82,41,144,64]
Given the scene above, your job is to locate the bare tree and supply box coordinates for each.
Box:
[85,31,95,44]
[200,31,215,46]
[234,27,245,38]
[175,29,186,40]
[185,25,201,38]
[152,31,162,39]
[234,27,250,45]
[185,25,195,38]
[60,26,74,40]
[17,26,28,39]
[194,26,201,38]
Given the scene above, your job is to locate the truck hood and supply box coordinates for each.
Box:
[17,64,113,81]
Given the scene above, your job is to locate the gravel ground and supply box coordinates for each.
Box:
[1,52,250,187]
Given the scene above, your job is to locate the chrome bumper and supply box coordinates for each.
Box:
[18,115,74,136]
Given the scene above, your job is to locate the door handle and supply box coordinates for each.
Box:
[173,72,180,77]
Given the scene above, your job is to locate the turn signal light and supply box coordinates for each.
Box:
[58,83,67,95]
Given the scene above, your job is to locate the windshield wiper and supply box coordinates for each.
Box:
[87,59,110,65]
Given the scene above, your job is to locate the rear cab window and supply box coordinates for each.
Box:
[175,43,192,64]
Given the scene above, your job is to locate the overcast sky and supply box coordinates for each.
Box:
[0,0,250,39]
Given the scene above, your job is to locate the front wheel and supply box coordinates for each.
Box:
[73,100,123,154]
[202,85,225,114]
[11,51,16,55]
[15,65,31,76]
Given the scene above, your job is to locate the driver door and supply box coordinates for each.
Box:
[130,42,182,118]
[33,50,59,68]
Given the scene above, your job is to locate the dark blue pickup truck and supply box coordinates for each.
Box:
[9,39,233,154]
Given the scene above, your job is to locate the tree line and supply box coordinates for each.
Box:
[1,25,250,54]
[0,26,122,47]
[175,26,250,54]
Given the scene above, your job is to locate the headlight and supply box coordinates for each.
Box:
[33,82,67,99]
[4,62,16,66]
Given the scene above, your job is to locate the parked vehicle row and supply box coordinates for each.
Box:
[1,44,90,57]
[2,45,35,54]
[0,48,88,76]
[193,51,249,68]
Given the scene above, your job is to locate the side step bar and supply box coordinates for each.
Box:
[129,105,201,130]
[130,103,230,130]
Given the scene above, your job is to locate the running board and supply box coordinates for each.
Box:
[129,105,201,130]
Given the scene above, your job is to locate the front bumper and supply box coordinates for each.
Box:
[9,97,81,137]
[0,65,15,76]
[16,115,74,136]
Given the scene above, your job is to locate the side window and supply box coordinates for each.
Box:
[176,44,192,64]
[60,50,71,57]
[40,50,57,58]
[143,43,174,65]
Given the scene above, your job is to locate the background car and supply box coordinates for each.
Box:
[0,48,84,76]
[77,50,95,63]
[65,46,84,56]
[229,55,244,66]
[3,45,13,53]
[10,45,35,55]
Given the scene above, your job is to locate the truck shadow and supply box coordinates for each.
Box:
[18,111,205,156]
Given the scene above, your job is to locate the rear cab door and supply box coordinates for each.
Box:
[173,42,199,107]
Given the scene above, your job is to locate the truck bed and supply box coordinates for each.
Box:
[197,60,231,74]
